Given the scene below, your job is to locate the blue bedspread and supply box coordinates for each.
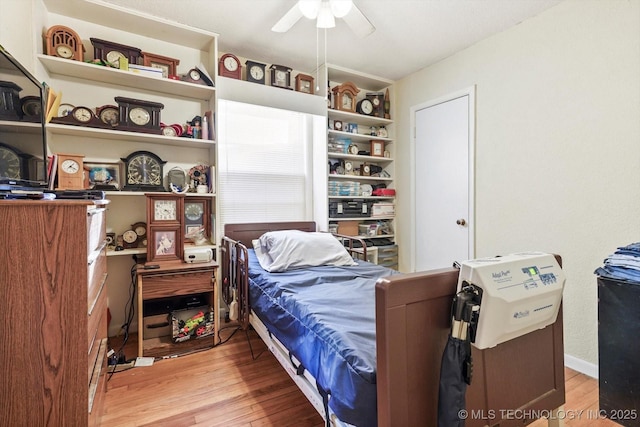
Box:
[248,249,398,427]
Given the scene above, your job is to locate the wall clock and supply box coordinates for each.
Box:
[332,81,360,113]
[356,99,374,116]
[90,37,141,68]
[0,142,30,180]
[183,196,211,241]
[219,53,242,79]
[56,153,85,190]
[121,150,166,191]
[245,60,266,84]
[0,81,22,121]
[114,96,164,134]
[269,64,292,89]
[295,73,314,94]
[20,96,42,123]
[141,51,180,79]
[45,25,84,61]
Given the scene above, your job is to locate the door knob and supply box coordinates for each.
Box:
[456,219,466,226]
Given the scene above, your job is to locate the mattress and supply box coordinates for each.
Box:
[247,249,398,427]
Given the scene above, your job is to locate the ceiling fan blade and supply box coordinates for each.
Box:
[272,3,304,32]
[342,3,375,38]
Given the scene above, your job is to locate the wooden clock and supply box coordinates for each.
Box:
[45,25,84,61]
[141,52,180,79]
[89,37,141,68]
[332,81,360,113]
[181,68,213,86]
[145,193,184,262]
[0,142,31,180]
[295,73,314,94]
[269,64,292,89]
[20,96,43,123]
[56,153,85,190]
[0,81,22,121]
[121,150,166,191]
[245,60,266,84]
[114,96,164,134]
[50,105,110,129]
[184,196,211,241]
[219,53,242,79]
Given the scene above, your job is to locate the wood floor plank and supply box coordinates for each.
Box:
[102,329,619,427]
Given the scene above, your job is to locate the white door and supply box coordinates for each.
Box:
[413,90,474,271]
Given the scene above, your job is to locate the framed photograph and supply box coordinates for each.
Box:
[148,225,182,262]
[85,161,123,190]
[371,140,385,157]
[141,51,180,79]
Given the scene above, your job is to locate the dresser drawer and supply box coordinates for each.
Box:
[88,247,107,309]
[88,282,107,353]
[142,270,213,299]
[86,207,106,255]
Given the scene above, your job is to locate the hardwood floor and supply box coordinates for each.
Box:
[102,327,617,426]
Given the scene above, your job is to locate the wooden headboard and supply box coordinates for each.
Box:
[223,221,317,246]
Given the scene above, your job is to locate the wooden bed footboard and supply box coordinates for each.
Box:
[376,266,565,427]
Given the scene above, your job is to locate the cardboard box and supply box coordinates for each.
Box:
[337,221,358,236]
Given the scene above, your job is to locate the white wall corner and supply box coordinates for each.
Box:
[564,353,598,379]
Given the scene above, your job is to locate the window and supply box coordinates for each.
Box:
[217,100,323,230]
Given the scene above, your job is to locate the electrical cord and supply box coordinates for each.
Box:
[107,261,138,381]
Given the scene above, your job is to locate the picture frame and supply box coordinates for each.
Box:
[141,51,180,79]
[85,161,123,190]
[147,225,182,262]
[371,140,385,157]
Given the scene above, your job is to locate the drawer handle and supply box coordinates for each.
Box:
[87,241,108,266]
[87,207,106,217]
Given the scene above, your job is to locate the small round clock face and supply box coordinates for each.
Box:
[250,66,263,80]
[345,162,353,172]
[276,70,286,82]
[98,107,119,125]
[162,126,177,137]
[185,203,204,221]
[22,99,41,117]
[123,230,138,244]
[224,56,238,72]
[61,159,80,174]
[334,121,342,131]
[189,69,201,80]
[342,94,353,110]
[364,165,371,174]
[56,44,74,59]
[348,144,358,155]
[134,224,147,236]
[73,107,93,123]
[127,153,161,186]
[129,107,150,126]
[360,100,373,115]
[154,200,177,221]
[0,146,21,179]
[106,50,126,67]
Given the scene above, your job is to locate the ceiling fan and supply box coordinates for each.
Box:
[272,0,375,38]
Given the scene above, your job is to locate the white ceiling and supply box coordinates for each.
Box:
[101,0,563,82]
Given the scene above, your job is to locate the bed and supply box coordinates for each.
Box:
[221,221,565,427]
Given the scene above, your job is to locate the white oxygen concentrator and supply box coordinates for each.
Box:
[456,252,565,349]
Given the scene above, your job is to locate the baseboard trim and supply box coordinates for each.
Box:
[565,353,598,379]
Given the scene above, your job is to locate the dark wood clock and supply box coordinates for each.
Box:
[50,105,111,129]
[20,96,42,123]
[181,68,213,86]
[121,150,166,191]
[45,25,84,61]
[219,53,242,79]
[114,96,164,134]
[245,60,266,84]
[269,64,292,89]
[89,37,141,68]
[0,81,22,121]
[0,142,31,180]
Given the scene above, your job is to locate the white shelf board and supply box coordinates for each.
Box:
[328,174,392,182]
[105,191,216,197]
[0,120,43,134]
[327,152,394,163]
[43,0,219,50]
[329,216,395,221]
[328,129,393,143]
[39,55,215,100]
[326,64,394,92]
[327,109,393,126]
[329,196,395,200]
[46,123,216,148]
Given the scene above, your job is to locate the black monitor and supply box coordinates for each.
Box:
[0,44,48,191]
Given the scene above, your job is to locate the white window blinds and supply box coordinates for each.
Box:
[217,100,318,229]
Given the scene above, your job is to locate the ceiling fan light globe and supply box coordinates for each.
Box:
[329,0,352,18]
[317,2,336,28]
[299,0,321,19]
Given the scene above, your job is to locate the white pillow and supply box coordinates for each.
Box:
[253,230,356,272]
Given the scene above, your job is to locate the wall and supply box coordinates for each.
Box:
[394,0,640,370]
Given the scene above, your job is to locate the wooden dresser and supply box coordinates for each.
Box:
[0,200,109,426]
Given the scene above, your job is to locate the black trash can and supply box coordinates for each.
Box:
[598,276,640,427]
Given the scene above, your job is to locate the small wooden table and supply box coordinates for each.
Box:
[136,260,218,358]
